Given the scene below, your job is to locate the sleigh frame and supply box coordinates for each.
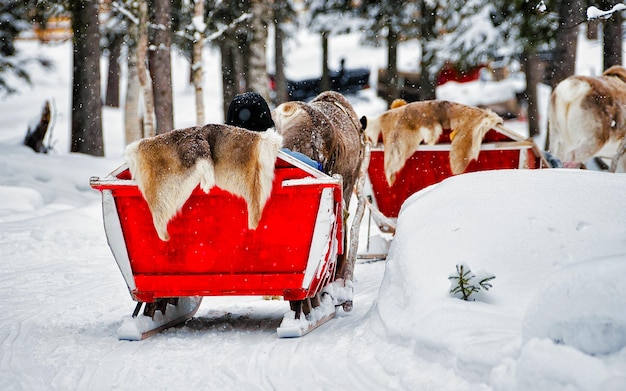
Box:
[91,151,355,339]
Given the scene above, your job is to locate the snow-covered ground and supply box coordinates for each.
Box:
[1,29,625,390]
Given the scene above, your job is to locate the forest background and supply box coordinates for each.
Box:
[1,0,624,156]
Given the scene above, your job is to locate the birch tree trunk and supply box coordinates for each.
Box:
[125,44,142,144]
[137,0,155,137]
[247,0,271,101]
[192,0,205,125]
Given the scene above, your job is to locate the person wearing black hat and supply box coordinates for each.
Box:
[226,91,275,132]
[226,92,323,171]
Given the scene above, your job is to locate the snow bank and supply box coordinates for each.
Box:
[372,169,626,388]
[523,255,626,356]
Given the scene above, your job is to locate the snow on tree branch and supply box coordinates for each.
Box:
[111,1,139,25]
[587,4,626,21]
[206,13,252,41]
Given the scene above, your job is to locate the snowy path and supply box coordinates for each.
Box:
[0,208,412,390]
[0,190,466,390]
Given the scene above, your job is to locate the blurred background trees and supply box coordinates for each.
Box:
[2,0,625,156]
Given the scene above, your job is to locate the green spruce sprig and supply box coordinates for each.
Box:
[448,263,495,301]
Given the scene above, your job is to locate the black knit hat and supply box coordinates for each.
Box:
[226,92,275,132]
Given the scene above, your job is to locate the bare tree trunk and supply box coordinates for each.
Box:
[71,0,103,156]
[237,31,250,92]
[522,48,540,138]
[320,31,330,92]
[602,0,623,70]
[125,44,142,144]
[385,25,399,106]
[137,0,155,137]
[248,0,271,101]
[551,0,582,87]
[273,19,288,104]
[220,41,237,120]
[149,0,174,133]
[418,1,437,101]
[105,35,122,107]
[192,0,205,124]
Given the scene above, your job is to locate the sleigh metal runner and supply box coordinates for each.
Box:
[90,150,367,340]
[361,124,550,259]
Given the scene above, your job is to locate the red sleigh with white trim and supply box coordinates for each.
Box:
[364,124,549,249]
[90,151,353,340]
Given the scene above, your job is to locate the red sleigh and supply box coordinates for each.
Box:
[363,124,549,255]
[90,151,356,339]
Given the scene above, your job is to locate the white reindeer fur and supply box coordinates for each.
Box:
[548,66,626,171]
[125,126,283,241]
[365,99,502,185]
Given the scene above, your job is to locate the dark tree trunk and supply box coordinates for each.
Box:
[236,31,250,92]
[602,1,623,70]
[105,35,122,107]
[71,0,103,156]
[320,32,330,92]
[274,20,288,104]
[522,48,540,138]
[385,26,399,106]
[149,0,174,134]
[418,0,437,101]
[220,42,237,120]
[551,0,582,87]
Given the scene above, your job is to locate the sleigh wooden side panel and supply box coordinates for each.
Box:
[91,151,344,304]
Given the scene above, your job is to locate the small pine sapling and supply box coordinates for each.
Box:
[448,262,495,301]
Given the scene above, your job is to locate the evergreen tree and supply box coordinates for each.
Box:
[357,0,420,103]
[272,0,299,105]
[0,0,56,96]
[305,0,361,92]
[198,1,253,118]
[430,0,559,137]
[448,263,495,301]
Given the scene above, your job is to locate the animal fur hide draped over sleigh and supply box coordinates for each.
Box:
[272,91,364,206]
[364,99,503,185]
[548,65,626,171]
[125,125,283,241]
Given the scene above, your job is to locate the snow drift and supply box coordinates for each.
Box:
[373,169,626,389]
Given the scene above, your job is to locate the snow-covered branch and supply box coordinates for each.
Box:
[111,1,138,25]
[587,4,626,21]
[206,13,252,41]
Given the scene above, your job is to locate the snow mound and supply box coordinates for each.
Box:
[523,255,626,355]
[372,169,626,383]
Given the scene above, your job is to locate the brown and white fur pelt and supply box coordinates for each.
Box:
[125,124,283,241]
[364,99,503,185]
[548,65,626,171]
[272,91,364,206]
